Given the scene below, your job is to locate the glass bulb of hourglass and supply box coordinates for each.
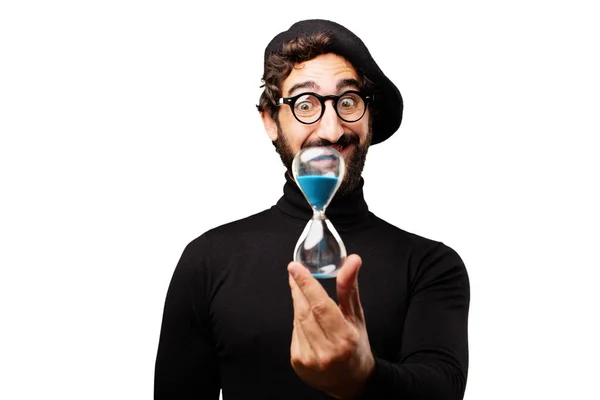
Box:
[292,146,347,279]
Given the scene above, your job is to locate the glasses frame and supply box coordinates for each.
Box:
[278,90,373,125]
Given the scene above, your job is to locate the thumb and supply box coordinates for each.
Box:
[336,254,364,322]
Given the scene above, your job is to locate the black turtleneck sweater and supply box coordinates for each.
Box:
[154,175,470,399]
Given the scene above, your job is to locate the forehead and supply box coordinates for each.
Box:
[282,53,359,96]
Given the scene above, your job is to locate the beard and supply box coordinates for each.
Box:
[272,121,373,197]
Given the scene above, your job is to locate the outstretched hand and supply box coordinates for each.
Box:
[288,255,374,399]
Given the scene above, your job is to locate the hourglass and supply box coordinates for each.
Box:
[292,146,347,278]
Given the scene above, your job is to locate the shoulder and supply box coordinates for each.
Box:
[180,207,277,260]
[368,212,454,252]
[367,212,467,275]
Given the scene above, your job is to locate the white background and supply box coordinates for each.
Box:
[1,1,599,399]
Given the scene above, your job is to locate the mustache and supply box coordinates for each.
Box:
[302,133,360,149]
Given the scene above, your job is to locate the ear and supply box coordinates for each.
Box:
[261,111,278,142]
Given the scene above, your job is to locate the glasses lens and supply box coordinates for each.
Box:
[336,92,365,122]
[293,94,322,123]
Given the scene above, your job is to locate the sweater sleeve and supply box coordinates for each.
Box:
[360,243,470,400]
[154,235,220,399]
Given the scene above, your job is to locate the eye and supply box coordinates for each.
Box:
[294,94,320,115]
[339,94,359,109]
[296,101,313,112]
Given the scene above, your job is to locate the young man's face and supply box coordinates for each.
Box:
[262,53,373,195]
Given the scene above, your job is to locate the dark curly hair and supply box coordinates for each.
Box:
[257,32,374,120]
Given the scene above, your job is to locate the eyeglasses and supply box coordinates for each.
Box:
[278,90,372,124]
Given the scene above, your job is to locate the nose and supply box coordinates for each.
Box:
[314,100,343,143]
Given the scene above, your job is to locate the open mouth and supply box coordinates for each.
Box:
[330,143,353,155]
[330,144,343,153]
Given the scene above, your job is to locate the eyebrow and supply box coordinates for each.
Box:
[287,81,320,96]
[336,78,361,92]
[286,78,362,97]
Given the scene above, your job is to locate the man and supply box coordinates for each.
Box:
[155,19,469,400]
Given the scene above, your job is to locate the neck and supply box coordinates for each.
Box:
[275,172,370,227]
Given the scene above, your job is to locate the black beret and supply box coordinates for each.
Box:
[264,19,403,145]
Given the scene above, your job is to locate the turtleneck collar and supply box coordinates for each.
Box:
[275,171,370,225]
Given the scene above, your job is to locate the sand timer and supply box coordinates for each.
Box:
[292,146,347,278]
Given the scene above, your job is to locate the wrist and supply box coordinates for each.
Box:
[333,354,376,400]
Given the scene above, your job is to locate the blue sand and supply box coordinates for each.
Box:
[312,273,335,279]
[296,175,339,210]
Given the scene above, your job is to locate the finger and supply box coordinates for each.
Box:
[290,323,313,368]
[336,254,365,323]
[288,269,311,323]
[288,274,319,371]
[290,324,301,356]
[288,262,347,338]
